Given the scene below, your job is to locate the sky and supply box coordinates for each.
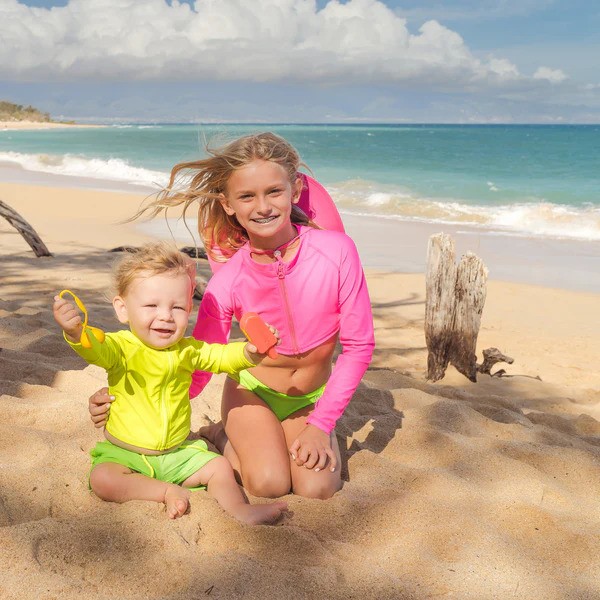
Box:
[1,0,599,123]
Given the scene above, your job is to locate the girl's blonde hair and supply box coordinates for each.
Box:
[113,242,196,301]
[139,132,314,263]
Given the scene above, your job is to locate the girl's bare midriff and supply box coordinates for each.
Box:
[248,333,338,396]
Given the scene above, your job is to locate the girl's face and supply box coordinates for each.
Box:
[220,159,302,249]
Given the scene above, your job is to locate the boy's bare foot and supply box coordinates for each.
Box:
[198,421,227,453]
[233,501,288,526]
[164,485,191,519]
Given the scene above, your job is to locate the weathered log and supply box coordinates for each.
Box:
[425,233,457,382]
[0,199,52,257]
[109,245,208,260]
[425,234,488,382]
[452,252,488,381]
[179,246,208,260]
[109,246,138,254]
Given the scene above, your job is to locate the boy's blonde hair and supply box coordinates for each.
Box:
[137,132,315,263]
[113,242,196,301]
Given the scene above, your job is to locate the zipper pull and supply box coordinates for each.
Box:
[274,250,285,279]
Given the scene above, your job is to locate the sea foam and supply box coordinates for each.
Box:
[2,151,599,242]
[0,151,168,188]
[329,181,600,241]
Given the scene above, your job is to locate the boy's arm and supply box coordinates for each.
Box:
[188,340,255,375]
[53,295,120,369]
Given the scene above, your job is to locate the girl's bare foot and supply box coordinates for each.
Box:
[232,501,288,526]
[164,485,191,519]
[198,421,227,453]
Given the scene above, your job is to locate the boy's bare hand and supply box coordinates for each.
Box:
[53,295,83,342]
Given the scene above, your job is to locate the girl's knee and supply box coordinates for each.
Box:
[293,476,342,500]
[243,468,291,498]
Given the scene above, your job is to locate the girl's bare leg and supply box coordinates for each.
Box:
[90,462,189,518]
[281,406,343,500]
[205,377,293,498]
[182,456,287,525]
[199,380,342,500]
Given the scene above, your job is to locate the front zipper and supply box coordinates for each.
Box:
[160,349,175,449]
[274,250,300,354]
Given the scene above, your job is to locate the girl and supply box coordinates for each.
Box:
[90,132,374,500]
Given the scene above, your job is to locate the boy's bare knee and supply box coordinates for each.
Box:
[89,466,119,501]
[207,455,231,473]
[244,468,290,498]
[89,464,133,502]
[182,455,230,488]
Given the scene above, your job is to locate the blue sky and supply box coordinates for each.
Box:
[2,0,599,123]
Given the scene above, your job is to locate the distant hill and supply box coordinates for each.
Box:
[0,101,51,122]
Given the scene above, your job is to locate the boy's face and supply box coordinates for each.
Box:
[112,272,192,349]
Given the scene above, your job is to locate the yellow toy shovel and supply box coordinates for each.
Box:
[58,289,105,348]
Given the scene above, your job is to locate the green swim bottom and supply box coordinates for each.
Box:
[231,369,326,421]
[90,439,219,488]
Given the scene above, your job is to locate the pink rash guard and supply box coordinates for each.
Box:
[190,225,375,434]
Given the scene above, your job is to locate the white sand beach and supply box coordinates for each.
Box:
[0,120,103,130]
[1,176,599,599]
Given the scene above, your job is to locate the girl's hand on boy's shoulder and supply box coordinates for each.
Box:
[289,425,337,473]
[52,295,83,342]
[88,387,114,429]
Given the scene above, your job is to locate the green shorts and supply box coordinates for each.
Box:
[90,439,219,488]
[230,369,326,421]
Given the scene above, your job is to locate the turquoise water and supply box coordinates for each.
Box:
[1,123,599,240]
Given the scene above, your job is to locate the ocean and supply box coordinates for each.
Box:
[1,123,599,242]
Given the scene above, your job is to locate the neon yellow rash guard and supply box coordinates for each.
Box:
[66,329,253,451]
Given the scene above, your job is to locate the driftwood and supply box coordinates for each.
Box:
[0,199,52,257]
[110,245,208,260]
[109,246,138,254]
[425,233,488,382]
[476,347,541,380]
[179,246,208,260]
[477,347,514,376]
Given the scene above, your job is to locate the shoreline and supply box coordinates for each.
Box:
[137,201,600,294]
[0,166,599,293]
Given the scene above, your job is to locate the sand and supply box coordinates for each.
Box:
[0,121,103,130]
[1,178,599,600]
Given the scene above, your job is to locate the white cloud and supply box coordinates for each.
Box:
[533,66,567,83]
[0,0,562,92]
